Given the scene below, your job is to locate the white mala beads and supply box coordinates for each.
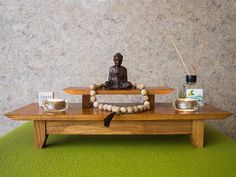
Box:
[103,104,108,111]
[141,89,147,95]
[112,106,120,113]
[93,101,99,108]
[90,96,96,102]
[143,95,149,101]
[98,104,104,110]
[135,84,145,89]
[137,105,144,112]
[90,84,96,90]
[90,83,150,114]
[127,107,134,114]
[133,106,139,113]
[107,105,112,112]
[90,90,96,96]
[120,107,127,113]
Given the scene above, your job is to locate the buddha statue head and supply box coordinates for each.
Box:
[113,53,123,67]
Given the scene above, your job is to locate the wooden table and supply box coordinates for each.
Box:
[5,103,231,149]
[5,87,232,149]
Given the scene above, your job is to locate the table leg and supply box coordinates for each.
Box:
[34,120,48,148]
[191,120,204,148]
[148,94,155,109]
[82,95,92,108]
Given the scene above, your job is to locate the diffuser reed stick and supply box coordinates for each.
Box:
[171,38,190,75]
[192,42,208,74]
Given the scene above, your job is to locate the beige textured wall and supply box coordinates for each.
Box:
[0,0,235,138]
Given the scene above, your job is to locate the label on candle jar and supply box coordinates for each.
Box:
[186,89,204,106]
[39,92,54,107]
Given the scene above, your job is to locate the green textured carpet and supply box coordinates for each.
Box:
[0,123,236,177]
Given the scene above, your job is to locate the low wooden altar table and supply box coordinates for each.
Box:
[5,87,231,149]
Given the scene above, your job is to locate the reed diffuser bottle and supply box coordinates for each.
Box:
[179,75,197,98]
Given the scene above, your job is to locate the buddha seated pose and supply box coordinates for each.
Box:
[104,53,133,89]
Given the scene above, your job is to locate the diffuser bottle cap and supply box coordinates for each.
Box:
[186,75,197,83]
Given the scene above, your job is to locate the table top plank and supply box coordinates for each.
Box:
[63,87,174,95]
[5,103,232,121]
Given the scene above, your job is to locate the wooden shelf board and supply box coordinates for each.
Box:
[63,86,174,95]
[5,103,232,121]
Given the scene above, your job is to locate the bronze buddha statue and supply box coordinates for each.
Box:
[104,53,132,89]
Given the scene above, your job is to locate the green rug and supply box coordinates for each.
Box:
[0,122,236,177]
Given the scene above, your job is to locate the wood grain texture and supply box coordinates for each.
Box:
[63,87,174,95]
[46,120,192,135]
[191,120,204,148]
[34,120,48,148]
[5,103,232,121]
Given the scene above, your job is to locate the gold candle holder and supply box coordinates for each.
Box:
[42,99,68,112]
[173,98,199,112]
